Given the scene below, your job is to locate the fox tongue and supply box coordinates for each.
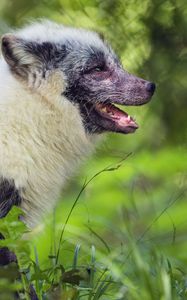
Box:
[95,103,138,128]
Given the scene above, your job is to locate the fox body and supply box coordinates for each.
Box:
[0,20,155,227]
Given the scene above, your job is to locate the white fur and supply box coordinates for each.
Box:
[0,21,101,227]
[16,20,105,51]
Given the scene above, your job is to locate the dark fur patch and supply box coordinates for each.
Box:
[0,179,22,266]
[25,41,67,69]
[0,178,22,218]
[0,245,17,265]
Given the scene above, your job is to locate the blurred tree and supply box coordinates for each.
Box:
[143,0,187,144]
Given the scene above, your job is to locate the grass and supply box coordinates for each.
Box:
[0,150,187,299]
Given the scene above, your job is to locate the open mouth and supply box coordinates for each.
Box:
[94,102,139,134]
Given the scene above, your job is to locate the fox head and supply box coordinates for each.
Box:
[1,20,155,135]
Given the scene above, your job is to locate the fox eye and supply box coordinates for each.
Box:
[84,64,106,74]
[94,66,104,72]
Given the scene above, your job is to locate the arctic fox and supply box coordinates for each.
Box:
[0,20,155,227]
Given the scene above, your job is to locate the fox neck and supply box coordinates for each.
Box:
[19,93,97,227]
[0,64,98,227]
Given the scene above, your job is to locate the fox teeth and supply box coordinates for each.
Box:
[127,115,131,121]
[109,111,114,116]
[101,107,107,113]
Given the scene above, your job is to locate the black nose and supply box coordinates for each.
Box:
[146,82,156,95]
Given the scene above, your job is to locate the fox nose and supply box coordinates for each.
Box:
[146,82,156,95]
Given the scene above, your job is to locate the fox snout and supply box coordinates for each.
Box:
[111,70,156,106]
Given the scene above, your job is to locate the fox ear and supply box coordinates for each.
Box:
[1,34,40,77]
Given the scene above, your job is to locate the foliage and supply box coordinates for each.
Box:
[0,0,187,299]
[0,168,187,300]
